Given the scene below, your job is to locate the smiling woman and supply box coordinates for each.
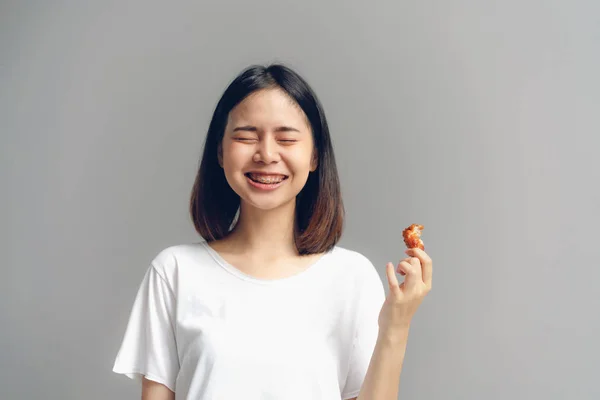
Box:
[112,63,433,400]
[219,88,318,214]
[190,65,344,254]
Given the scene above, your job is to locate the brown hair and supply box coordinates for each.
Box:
[189,64,344,255]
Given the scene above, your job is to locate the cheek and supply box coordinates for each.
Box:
[222,144,249,170]
[293,149,317,172]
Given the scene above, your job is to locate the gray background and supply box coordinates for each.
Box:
[2,1,599,399]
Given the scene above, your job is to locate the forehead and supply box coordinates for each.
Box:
[228,88,308,126]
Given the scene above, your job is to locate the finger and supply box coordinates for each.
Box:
[408,256,423,282]
[397,260,419,292]
[385,262,401,296]
[396,257,410,276]
[397,257,411,276]
[405,248,432,287]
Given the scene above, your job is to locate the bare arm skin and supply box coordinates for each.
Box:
[141,377,175,400]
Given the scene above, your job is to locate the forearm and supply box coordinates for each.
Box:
[356,328,410,400]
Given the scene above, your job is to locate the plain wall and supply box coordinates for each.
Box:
[2,1,599,399]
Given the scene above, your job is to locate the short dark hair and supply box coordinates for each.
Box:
[189,63,344,255]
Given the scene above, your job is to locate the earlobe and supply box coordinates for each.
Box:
[310,153,318,172]
[217,144,223,167]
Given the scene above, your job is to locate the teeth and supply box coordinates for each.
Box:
[249,174,285,184]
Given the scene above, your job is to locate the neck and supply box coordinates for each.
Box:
[226,200,298,258]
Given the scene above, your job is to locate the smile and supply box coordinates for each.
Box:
[244,173,288,191]
[245,173,288,184]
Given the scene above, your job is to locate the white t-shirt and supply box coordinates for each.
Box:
[112,241,385,400]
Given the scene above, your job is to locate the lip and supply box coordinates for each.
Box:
[245,171,289,178]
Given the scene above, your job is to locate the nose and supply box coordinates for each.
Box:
[253,136,280,164]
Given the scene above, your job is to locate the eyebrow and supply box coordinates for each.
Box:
[232,125,301,133]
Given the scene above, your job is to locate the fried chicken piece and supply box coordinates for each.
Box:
[402,224,425,250]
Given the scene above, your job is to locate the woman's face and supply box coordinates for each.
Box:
[219,88,318,212]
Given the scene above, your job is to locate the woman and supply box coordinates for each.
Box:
[112,64,432,400]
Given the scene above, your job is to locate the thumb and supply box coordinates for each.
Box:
[385,262,401,296]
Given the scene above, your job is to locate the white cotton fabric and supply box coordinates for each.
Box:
[112,241,385,400]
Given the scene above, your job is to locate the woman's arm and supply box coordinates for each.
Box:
[355,329,409,400]
[142,377,175,400]
[356,247,432,400]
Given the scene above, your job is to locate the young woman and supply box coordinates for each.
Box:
[112,64,433,400]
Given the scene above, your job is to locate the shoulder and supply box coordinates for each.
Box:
[148,241,210,282]
[326,245,383,286]
[329,245,377,272]
[327,246,386,314]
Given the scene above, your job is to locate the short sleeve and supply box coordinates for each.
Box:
[341,262,386,399]
[112,264,179,392]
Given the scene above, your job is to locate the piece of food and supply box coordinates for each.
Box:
[402,224,425,250]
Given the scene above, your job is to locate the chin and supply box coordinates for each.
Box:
[243,197,295,212]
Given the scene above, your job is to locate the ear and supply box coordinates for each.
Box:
[310,149,318,172]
